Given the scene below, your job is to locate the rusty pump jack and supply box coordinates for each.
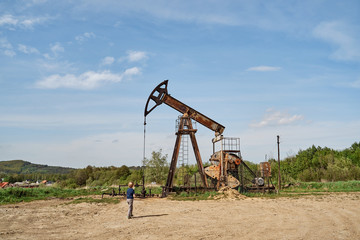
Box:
[145,80,269,196]
[145,80,225,196]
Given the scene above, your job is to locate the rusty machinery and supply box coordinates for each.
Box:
[144,80,274,196]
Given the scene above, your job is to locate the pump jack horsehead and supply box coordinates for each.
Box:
[144,80,269,196]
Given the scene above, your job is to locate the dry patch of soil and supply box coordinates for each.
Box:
[1,192,360,240]
[214,186,247,200]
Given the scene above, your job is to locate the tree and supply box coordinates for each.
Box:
[143,150,169,184]
[74,169,87,186]
[116,165,131,180]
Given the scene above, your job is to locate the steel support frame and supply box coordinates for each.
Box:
[163,114,208,196]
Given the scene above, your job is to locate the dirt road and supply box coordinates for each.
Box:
[1,192,360,240]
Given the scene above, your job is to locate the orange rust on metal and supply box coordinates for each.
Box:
[204,165,220,180]
[227,174,240,188]
[176,129,197,134]
[260,162,271,177]
[188,119,208,188]
[163,94,225,136]
[145,80,228,195]
[234,158,241,165]
[165,127,183,190]
[144,80,225,136]
[164,115,209,193]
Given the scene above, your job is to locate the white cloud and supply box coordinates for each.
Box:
[0,14,49,29]
[18,44,39,54]
[101,56,115,65]
[4,49,16,57]
[43,43,64,59]
[21,17,46,28]
[35,68,141,90]
[313,21,360,61]
[0,37,16,57]
[75,32,95,43]
[0,14,18,26]
[0,38,12,49]
[247,66,281,72]
[123,66,141,75]
[126,50,148,62]
[250,108,304,128]
[50,42,64,56]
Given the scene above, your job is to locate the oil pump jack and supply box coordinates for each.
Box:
[145,80,269,196]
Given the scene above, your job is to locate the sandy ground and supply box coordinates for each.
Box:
[1,192,360,240]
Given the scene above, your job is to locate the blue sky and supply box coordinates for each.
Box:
[0,0,359,168]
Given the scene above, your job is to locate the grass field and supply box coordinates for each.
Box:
[281,180,360,192]
[0,187,102,205]
[1,180,360,204]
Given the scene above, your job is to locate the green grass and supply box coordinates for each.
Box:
[171,180,360,201]
[170,191,220,201]
[140,186,162,195]
[243,191,328,199]
[2,181,359,204]
[243,180,360,199]
[0,187,102,205]
[281,180,360,193]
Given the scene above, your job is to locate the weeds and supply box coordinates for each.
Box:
[171,191,220,201]
[1,180,359,204]
[281,180,360,193]
[0,187,102,205]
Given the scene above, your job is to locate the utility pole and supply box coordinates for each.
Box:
[277,135,281,192]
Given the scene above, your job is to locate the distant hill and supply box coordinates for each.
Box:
[0,160,75,175]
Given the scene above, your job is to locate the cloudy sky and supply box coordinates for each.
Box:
[1,0,359,168]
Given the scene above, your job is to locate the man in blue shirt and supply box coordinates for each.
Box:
[127,182,135,219]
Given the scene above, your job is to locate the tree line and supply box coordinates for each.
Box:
[269,142,360,183]
[1,142,359,188]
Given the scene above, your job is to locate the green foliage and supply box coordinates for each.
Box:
[116,165,131,180]
[272,142,360,183]
[126,169,142,184]
[2,142,359,190]
[62,165,133,188]
[281,180,360,193]
[0,160,28,174]
[0,187,102,205]
[143,150,169,184]
[0,160,74,175]
[175,164,200,186]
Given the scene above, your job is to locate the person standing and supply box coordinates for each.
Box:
[126,182,135,219]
